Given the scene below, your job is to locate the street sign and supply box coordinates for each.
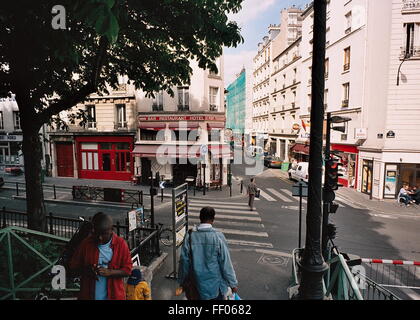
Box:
[159,181,166,189]
[200,144,208,156]
[292,182,308,197]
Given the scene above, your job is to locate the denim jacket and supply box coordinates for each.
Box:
[178,226,238,300]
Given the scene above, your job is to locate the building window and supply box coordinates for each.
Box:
[177,87,189,111]
[345,12,352,34]
[152,91,164,111]
[209,87,219,111]
[325,58,329,78]
[81,143,99,171]
[0,111,3,130]
[13,111,21,130]
[344,47,351,71]
[140,129,158,141]
[209,58,220,76]
[342,83,350,107]
[403,23,418,58]
[86,105,96,129]
[324,89,328,110]
[116,104,127,129]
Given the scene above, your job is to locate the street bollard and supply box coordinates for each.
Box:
[161,188,164,203]
[16,182,19,197]
[240,180,243,194]
[230,184,232,197]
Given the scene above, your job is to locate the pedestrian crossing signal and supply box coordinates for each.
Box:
[325,159,343,191]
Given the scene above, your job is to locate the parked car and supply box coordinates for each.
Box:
[264,156,283,168]
[0,177,4,188]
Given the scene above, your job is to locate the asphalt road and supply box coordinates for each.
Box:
[1,160,419,299]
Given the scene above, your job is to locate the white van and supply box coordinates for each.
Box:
[289,162,325,183]
[289,162,309,182]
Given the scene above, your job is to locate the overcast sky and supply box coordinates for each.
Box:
[224,0,310,86]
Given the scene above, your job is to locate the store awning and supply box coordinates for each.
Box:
[131,144,200,158]
[139,123,166,130]
[168,122,199,130]
[290,143,310,155]
[207,122,225,130]
[208,145,233,159]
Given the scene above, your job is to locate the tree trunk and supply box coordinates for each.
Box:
[22,127,47,232]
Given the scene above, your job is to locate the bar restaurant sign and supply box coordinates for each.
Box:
[402,0,420,12]
[138,115,225,122]
[0,135,23,142]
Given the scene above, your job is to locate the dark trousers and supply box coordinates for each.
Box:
[248,194,255,210]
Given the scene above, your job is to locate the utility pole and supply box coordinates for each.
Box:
[298,0,329,300]
[322,113,332,258]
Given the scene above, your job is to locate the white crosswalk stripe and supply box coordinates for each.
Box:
[186,199,273,249]
[259,190,276,202]
[266,188,293,203]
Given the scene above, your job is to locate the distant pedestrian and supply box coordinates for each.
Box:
[398,185,413,206]
[69,212,132,300]
[247,178,258,211]
[177,207,238,300]
[126,268,152,300]
[410,186,420,205]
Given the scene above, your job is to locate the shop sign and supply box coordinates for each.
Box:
[386,131,396,138]
[355,128,367,140]
[292,123,300,131]
[402,0,420,12]
[138,115,225,122]
[0,135,23,142]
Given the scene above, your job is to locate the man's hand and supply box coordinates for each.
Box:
[175,287,184,296]
[85,265,99,280]
[231,287,238,293]
[97,267,114,277]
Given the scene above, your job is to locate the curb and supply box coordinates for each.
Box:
[148,252,169,275]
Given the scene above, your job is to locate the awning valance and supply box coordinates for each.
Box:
[168,122,199,130]
[131,144,200,158]
[290,143,310,155]
[139,123,166,130]
[207,122,225,130]
[208,145,232,159]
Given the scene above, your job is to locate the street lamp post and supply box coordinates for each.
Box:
[297,0,329,300]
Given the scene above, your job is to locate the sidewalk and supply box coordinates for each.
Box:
[1,173,246,202]
[269,168,420,218]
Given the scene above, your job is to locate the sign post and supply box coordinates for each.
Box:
[166,183,188,280]
[292,181,308,248]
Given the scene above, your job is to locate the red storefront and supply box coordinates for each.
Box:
[331,144,359,188]
[75,136,134,181]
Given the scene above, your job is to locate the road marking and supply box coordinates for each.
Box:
[259,190,276,202]
[227,239,273,248]
[215,228,268,237]
[188,218,264,229]
[266,188,293,203]
[190,200,248,207]
[368,213,398,220]
[189,203,248,210]
[189,207,259,216]
[188,212,262,221]
[281,188,307,203]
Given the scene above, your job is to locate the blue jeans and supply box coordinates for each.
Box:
[401,194,412,205]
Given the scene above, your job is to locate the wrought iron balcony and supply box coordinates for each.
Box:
[114,121,128,130]
[342,100,349,108]
[209,104,218,112]
[87,121,97,129]
[152,104,164,111]
[177,105,190,111]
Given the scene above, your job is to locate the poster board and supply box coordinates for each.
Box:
[127,206,144,232]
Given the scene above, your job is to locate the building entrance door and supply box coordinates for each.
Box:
[56,143,74,177]
[361,160,373,195]
[141,158,152,185]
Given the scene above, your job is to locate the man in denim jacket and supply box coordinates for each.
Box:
[178,207,238,300]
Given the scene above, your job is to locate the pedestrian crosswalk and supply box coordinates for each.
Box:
[188,199,274,249]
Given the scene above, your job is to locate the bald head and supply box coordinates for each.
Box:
[92,212,113,244]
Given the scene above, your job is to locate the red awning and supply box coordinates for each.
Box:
[131,144,200,158]
[290,143,310,155]
[207,122,225,130]
[168,122,199,130]
[208,145,232,159]
[139,123,166,130]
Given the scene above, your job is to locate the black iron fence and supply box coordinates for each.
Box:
[72,186,143,205]
[1,207,160,266]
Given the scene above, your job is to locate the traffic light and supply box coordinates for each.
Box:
[325,158,343,191]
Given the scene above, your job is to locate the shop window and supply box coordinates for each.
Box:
[81,151,99,170]
[116,142,130,150]
[13,111,21,130]
[116,152,131,172]
[99,142,113,150]
[175,130,198,141]
[102,153,111,171]
[208,130,221,142]
[81,143,98,150]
